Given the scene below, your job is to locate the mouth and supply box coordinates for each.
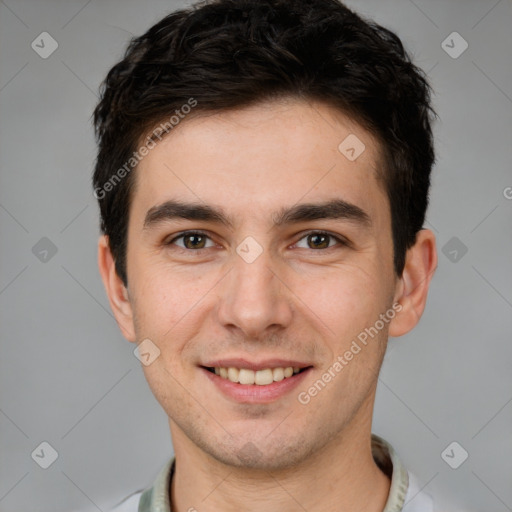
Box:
[200,362,313,403]
[202,365,311,385]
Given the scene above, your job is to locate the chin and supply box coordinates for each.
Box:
[203,432,316,472]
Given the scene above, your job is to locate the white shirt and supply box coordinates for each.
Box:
[110,434,433,512]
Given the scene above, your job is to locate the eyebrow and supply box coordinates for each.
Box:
[143,198,372,231]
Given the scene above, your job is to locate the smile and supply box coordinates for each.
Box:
[201,364,313,403]
[205,366,307,385]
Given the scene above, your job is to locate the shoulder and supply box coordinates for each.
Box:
[109,490,143,512]
[371,434,434,512]
[402,471,434,512]
[108,457,174,512]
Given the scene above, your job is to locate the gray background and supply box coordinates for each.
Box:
[0,0,511,510]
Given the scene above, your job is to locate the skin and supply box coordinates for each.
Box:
[98,98,437,512]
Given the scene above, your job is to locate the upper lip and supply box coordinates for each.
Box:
[201,358,313,371]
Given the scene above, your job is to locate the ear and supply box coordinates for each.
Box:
[388,229,437,337]
[97,235,137,342]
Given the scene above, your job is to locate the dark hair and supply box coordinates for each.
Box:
[93,0,437,287]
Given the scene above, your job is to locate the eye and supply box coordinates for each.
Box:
[294,231,347,250]
[166,231,215,250]
[165,230,348,252]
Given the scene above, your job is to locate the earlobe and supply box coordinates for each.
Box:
[388,229,437,337]
[97,235,137,342]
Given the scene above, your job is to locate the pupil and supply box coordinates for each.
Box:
[310,234,328,249]
[186,234,204,249]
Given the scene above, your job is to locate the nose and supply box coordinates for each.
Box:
[216,244,293,340]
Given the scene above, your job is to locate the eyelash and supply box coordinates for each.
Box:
[165,230,349,252]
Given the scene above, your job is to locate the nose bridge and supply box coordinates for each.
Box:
[216,237,292,337]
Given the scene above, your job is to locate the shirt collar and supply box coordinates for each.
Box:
[138,433,409,512]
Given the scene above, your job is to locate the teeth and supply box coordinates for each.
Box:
[255,368,273,385]
[273,367,284,382]
[238,368,255,385]
[227,367,239,382]
[212,366,304,385]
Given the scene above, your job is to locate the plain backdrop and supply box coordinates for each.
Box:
[0,0,511,510]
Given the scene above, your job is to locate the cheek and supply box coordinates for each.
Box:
[304,266,384,333]
[129,258,205,341]
[131,268,206,394]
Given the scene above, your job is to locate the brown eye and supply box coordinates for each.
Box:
[183,233,206,249]
[295,231,347,250]
[307,233,330,249]
[167,231,214,250]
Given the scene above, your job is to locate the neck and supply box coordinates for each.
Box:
[169,398,391,512]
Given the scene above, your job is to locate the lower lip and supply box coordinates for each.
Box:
[201,367,312,403]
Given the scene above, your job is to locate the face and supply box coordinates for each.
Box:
[117,99,404,470]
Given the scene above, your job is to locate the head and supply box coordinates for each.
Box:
[94,0,437,470]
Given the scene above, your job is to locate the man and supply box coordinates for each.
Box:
[93,0,438,510]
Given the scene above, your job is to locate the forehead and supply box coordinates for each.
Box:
[131,99,388,230]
